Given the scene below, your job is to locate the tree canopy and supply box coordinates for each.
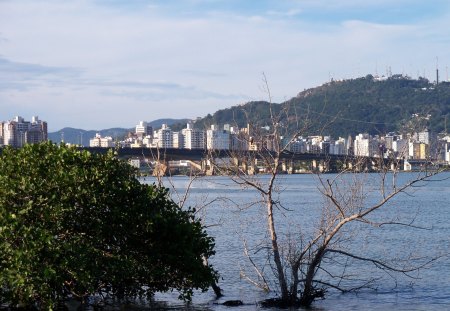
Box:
[0,142,217,309]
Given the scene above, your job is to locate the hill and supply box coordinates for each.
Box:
[48,118,189,146]
[194,75,450,137]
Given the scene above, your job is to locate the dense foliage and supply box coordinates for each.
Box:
[0,142,216,309]
[194,75,450,136]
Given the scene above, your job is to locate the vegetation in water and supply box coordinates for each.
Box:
[0,142,217,309]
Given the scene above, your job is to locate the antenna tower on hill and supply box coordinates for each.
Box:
[436,56,440,85]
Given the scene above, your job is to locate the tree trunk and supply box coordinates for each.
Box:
[299,247,325,306]
[289,262,300,303]
[267,199,289,300]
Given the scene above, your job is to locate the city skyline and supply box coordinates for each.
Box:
[1,0,450,131]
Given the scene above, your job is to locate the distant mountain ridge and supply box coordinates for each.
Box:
[49,75,450,145]
[48,118,189,146]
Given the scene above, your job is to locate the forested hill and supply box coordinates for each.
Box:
[194,75,450,137]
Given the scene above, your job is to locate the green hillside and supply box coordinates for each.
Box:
[195,75,450,137]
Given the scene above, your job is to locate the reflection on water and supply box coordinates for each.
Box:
[140,173,450,310]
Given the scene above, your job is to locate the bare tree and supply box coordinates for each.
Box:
[208,76,444,307]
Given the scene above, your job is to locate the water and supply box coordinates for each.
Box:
[142,173,450,310]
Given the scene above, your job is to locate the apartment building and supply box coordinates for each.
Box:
[135,121,153,137]
[0,116,47,147]
[206,125,230,150]
[89,133,115,147]
[354,133,379,157]
[154,124,173,148]
[182,123,205,149]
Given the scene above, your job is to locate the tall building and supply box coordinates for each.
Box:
[330,137,347,155]
[155,124,173,148]
[354,133,378,157]
[135,121,153,137]
[182,123,205,149]
[0,116,47,147]
[2,121,16,146]
[207,125,230,150]
[27,116,48,144]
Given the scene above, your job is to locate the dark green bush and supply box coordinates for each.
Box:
[0,142,216,309]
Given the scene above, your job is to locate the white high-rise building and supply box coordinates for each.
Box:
[155,124,173,148]
[207,125,230,150]
[173,131,184,149]
[135,121,153,137]
[354,133,378,157]
[2,121,16,146]
[330,137,347,155]
[182,123,205,149]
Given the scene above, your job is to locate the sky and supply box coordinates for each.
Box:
[1,0,450,131]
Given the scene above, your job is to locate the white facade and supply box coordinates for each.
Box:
[330,137,347,155]
[135,121,147,135]
[173,131,183,149]
[155,124,173,148]
[182,123,205,149]
[142,135,153,147]
[135,121,152,137]
[89,133,115,147]
[445,143,450,163]
[129,158,141,169]
[207,125,230,150]
[3,121,16,146]
[354,133,378,157]
[1,116,47,147]
[417,130,430,145]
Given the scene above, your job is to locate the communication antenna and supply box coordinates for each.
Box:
[436,56,439,85]
[61,131,64,143]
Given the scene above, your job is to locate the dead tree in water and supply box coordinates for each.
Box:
[209,75,444,307]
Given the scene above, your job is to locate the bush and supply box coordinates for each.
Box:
[0,142,216,309]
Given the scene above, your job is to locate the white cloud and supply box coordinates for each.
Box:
[1,0,450,130]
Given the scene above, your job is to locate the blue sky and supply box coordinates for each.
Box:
[1,0,450,131]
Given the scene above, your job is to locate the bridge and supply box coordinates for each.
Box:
[0,146,438,175]
[79,147,406,175]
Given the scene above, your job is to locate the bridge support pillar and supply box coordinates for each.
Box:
[346,160,353,170]
[318,160,329,173]
[390,162,397,171]
[241,158,256,175]
[281,159,294,174]
[311,159,318,172]
[202,159,215,176]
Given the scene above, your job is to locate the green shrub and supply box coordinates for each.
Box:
[0,142,216,309]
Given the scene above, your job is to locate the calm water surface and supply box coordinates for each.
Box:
[142,173,450,310]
